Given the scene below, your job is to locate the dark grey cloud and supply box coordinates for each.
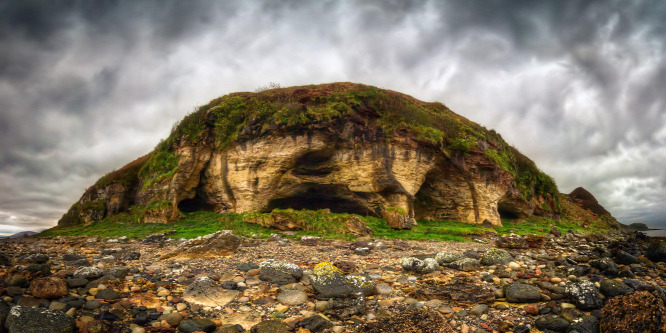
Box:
[1,0,665,234]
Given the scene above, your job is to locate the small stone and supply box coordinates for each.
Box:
[277,290,308,306]
[470,304,489,316]
[178,318,217,333]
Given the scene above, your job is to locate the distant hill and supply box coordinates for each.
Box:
[1,231,39,238]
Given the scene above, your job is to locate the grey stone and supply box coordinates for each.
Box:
[565,281,603,310]
[258,260,303,285]
[505,283,541,303]
[480,248,513,265]
[5,306,75,333]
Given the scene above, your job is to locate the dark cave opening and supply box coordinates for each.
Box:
[497,206,520,220]
[178,194,215,213]
[266,189,371,216]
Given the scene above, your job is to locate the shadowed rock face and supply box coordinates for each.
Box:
[58,83,562,227]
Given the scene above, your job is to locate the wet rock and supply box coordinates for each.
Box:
[250,319,291,333]
[161,230,242,259]
[358,308,452,332]
[25,264,51,276]
[26,254,49,264]
[0,252,11,266]
[480,248,512,266]
[400,257,438,274]
[237,262,259,272]
[565,280,603,310]
[29,276,68,299]
[5,305,75,333]
[568,315,599,333]
[615,250,639,265]
[535,315,570,332]
[297,315,333,332]
[66,278,88,288]
[589,257,619,277]
[183,277,240,307]
[435,251,465,265]
[601,290,666,333]
[121,251,140,261]
[95,288,118,300]
[258,260,303,285]
[496,235,528,249]
[178,318,217,333]
[646,240,666,262]
[62,253,85,262]
[505,283,541,303]
[81,320,111,333]
[470,304,489,316]
[567,265,591,277]
[7,275,28,287]
[599,279,633,298]
[73,267,102,280]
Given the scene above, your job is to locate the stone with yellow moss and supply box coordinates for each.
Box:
[310,262,376,298]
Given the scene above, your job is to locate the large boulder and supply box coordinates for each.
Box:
[29,277,68,299]
[160,230,242,260]
[565,280,603,310]
[647,240,666,262]
[480,248,512,266]
[258,260,303,285]
[400,257,439,274]
[5,306,75,333]
[435,251,465,265]
[309,262,376,298]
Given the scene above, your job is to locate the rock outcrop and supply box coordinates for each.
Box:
[59,83,563,228]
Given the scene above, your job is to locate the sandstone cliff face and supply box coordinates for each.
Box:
[59,83,561,227]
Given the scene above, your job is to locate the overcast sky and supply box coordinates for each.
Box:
[1,0,665,235]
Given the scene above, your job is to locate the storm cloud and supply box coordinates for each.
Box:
[1,0,665,235]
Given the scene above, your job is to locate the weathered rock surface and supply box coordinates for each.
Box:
[258,260,303,285]
[5,306,75,333]
[29,276,68,299]
[565,280,603,310]
[505,283,541,303]
[58,83,562,228]
[182,277,240,307]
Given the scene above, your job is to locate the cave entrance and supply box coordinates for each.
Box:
[266,188,371,215]
[497,200,522,220]
[178,193,215,213]
[498,208,519,220]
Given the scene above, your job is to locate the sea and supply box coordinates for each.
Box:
[641,229,666,238]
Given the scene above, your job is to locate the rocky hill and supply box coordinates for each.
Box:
[59,83,567,228]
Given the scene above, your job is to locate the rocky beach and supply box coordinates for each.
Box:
[1,228,664,332]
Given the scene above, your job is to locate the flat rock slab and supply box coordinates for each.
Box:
[416,280,495,305]
[183,277,241,307]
